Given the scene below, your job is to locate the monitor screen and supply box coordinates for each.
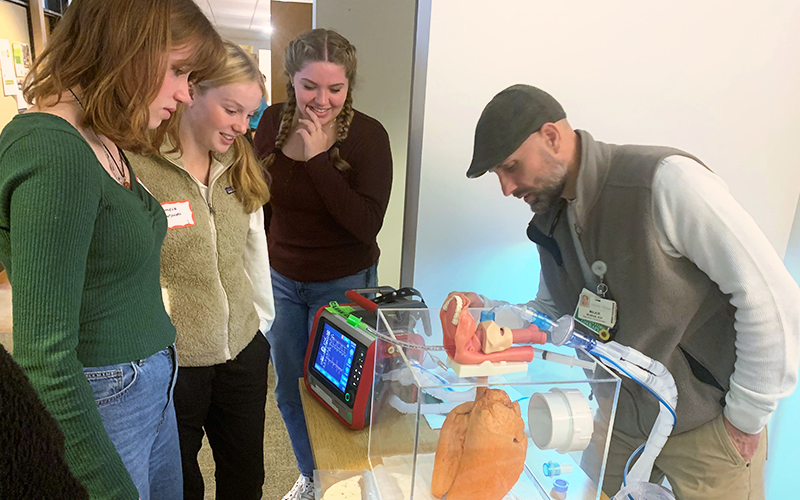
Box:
[313,322,357,394]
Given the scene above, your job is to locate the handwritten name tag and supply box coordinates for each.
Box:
[161,200,195,229]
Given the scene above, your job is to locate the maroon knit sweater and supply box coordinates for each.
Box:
[254,104,392,282]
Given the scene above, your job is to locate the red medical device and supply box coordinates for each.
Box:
[303,288,427,430]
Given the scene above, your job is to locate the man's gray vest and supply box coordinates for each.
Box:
[529,130,737,438]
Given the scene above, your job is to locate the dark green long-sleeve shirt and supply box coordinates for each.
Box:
[0,113,176,499]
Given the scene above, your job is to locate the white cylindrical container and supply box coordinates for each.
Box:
[528,388,593,453]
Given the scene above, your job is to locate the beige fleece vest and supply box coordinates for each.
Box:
[129,152,259,367]
[530,130,737,438]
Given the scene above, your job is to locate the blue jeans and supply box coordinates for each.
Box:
[268,264,378,477]
[83,346,182,500]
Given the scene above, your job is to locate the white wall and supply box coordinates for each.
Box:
[769,198,800,499]
[412,0,800,308]
[784,199,800,282]
[315,0,417,289]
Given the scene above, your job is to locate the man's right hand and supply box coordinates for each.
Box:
[723,415,761,462]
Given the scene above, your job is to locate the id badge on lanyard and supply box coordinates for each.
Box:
[573,261,618,341]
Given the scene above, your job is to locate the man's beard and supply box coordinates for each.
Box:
[514,153,568,213]
[526,175,567,213]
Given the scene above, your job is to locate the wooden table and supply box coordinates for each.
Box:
[298,380,610,499]
[299,379,372,470]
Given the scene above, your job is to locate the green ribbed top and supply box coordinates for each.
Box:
[0,113,176,500]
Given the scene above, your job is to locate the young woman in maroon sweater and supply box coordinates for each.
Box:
[254,29,392,500]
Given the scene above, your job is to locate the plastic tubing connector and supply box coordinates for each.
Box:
[543,461,574,477]
[503,305,555,331]
[479,310,496,323]
[551,315,596,351]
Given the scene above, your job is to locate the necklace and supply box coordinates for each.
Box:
[68,89,130,189]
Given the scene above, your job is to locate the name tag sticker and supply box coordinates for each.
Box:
[161,200,195,229]
[576,288,617,328]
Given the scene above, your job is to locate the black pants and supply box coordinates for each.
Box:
[174,333,270,500]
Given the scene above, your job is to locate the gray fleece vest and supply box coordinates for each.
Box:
[529,130,736,438]
[129,151,259,367]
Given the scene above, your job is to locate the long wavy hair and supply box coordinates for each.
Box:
[23,0,225,154]
[263,29,357,173]
[160,41,270,213]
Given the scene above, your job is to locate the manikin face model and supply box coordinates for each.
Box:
[291,61,349,128]
[184,81,263,154]
[440,292,544,365]
[148,46,196,130]
[490,130,569,213]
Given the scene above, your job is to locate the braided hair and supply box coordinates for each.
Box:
[263,29,357,173]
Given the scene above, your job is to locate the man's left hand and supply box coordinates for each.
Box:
[723,415,761,462]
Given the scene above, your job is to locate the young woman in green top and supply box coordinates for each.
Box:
[0,1,224,499]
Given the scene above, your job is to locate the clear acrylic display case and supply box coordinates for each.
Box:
[367,307,621,500]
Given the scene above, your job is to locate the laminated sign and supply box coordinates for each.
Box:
[0,39,17,97]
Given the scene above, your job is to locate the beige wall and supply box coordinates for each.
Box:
[314,0,416,288]
[0,1,31,131]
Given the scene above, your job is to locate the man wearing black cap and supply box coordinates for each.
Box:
[466,84,799,499]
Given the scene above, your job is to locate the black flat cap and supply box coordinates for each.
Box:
[467,84,566,178]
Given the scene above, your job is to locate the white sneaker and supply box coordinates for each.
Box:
[281,474,315,500]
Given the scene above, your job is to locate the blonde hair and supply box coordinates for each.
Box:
[264,29,357,173]
[23,0,224,154]
[160,41,270,212]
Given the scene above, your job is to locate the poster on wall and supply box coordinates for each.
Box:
[0,39,17,98]
[12,43,30,79]
[11,42,31,111]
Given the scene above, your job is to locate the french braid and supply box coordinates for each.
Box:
[263,81,297,171]
[329,87,354,172]
[273,29,358,174]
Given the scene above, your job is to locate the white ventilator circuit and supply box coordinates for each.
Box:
[380,358,477,415]
[494,305,679,492]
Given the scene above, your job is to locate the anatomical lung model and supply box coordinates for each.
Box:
[431,388,527,500]
[440,292,545,364]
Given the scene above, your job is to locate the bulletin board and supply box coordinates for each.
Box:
[0,1,33,130]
